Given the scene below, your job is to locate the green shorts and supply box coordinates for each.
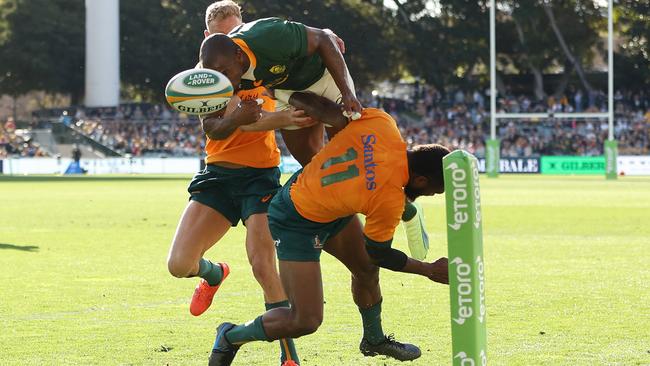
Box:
[268,171,353,262]
[187,164,280,226]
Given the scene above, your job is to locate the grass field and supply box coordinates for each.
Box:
[1,174,649,366]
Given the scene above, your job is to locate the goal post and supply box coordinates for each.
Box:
[444,150,487,366]
[487,0,617,179]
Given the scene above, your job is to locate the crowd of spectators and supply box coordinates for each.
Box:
[73,118,203,157]
[367,86,650,157]
[0,117,49,158]
[6,86,650,159]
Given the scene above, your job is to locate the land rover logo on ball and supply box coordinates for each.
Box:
[183,72,216,87]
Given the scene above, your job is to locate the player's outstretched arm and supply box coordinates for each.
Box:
[288,91,348,129]
[365,240,449,285]
[403,256,449,284]
[239,109,316,131]
[304,26,361,117]
[200,96,262,140]
[364,199,448,284]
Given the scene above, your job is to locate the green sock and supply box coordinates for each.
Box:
[225,315,269,345]
[359,300,385,345]
[197,258,223,286]
[266,300,300,364]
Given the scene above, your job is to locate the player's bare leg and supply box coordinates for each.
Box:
[280,124,324,167]
[209,261,324,366]
[167,201,232,316]
[244,213,300,365]
[262,261,324,338]
[244,213,286,302]
[280,92,349,167]
[324,216,381,307]
[325,216,422,361]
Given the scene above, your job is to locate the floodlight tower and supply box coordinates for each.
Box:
[84,0,120,107]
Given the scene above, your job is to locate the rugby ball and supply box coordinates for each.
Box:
[165,68,233,115]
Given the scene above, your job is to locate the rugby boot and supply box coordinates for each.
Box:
[190,263,230,316]
[208,322,240,366]
[360,334,421,361]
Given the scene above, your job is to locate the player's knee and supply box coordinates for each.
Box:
[249,254,277,285]
[167,256,193,278]
[352,264,379,286]
[293,314,322,336]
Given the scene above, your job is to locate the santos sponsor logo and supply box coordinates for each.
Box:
[447,161,482,230]
[362,134,377,190]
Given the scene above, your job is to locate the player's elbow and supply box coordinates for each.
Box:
[306,27,333,55]
[366,245,408,272]
[202,117,229,140]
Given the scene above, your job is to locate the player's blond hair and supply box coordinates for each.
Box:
[205,1,242,29]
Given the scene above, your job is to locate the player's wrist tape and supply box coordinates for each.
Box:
[365,242,408,271]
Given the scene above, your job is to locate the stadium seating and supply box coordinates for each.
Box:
[4,87,648,159]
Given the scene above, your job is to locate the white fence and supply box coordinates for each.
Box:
[617,156,650,176]
[0,157,201,175]
[1,155,648,176]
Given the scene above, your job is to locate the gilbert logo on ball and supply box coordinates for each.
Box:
[165,68,233,115]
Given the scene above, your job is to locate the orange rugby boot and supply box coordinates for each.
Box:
[281,360,299,366]
[190,263,230,316]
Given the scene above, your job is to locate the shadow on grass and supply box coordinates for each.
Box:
[0,243,39,252]
[0,175,189,182]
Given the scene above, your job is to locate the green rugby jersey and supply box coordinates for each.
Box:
[229,17,326,91]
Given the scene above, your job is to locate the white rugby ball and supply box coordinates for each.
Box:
[165,68,234,115]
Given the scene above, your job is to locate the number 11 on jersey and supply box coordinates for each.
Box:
[320,147,359,187]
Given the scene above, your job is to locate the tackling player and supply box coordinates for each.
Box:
[200,2,433,361]
[165,3,308,366]
[199,16,359,165]
[208,107,450,366]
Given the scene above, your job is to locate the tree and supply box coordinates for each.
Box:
[241,0,403,87]
[120,0,207,101]
[541,0,603,94]
[0,0,84,102]
[616,0,650,89]
[386,0,493,91]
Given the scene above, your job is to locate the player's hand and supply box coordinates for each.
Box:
[341,92,363,120]
[290,109,318,128]
[426,257,449,285]
[323,28,345,54]
[232,99,262,126]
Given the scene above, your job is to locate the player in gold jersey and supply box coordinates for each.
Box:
[208,107,450,366]
[201,2,434,363]
[165,3,307,366]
